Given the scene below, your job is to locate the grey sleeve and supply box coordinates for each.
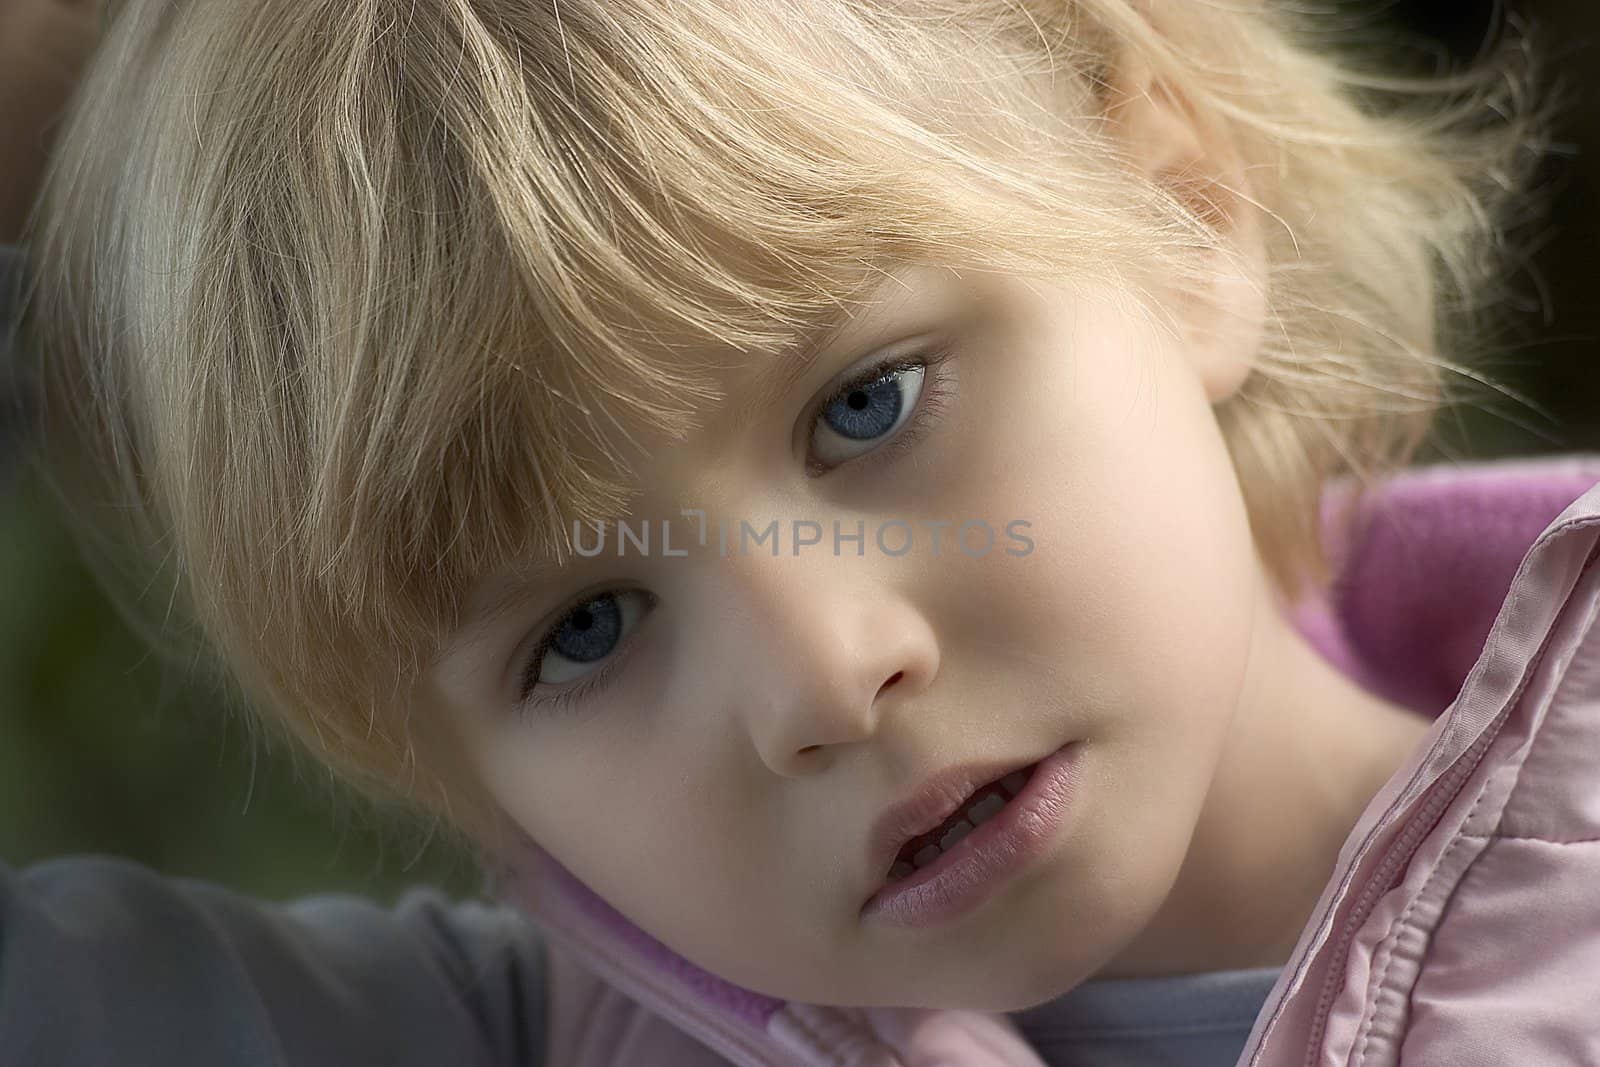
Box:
[0,854,549,1067]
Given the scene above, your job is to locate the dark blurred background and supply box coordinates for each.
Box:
[3,0,1599,903]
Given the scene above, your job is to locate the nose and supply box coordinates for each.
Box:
[710,546,941,776]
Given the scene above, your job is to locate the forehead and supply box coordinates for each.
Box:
[574,259,968,465]
[392,0,1113,642]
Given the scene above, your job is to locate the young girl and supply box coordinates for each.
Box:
[7,0,1600,1064]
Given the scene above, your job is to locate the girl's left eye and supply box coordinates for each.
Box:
[808,348,951,470]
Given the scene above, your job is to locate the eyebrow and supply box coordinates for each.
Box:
[450,569,561,648]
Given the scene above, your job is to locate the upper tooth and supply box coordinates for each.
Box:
[1001,770,1028,795]
[938,820,975,852]
[913,844,943,867]
[967,792,1006,826]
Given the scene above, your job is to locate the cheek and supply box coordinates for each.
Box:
[963,300,1261,746]
[484,727,840,995]
[487,728,723,890]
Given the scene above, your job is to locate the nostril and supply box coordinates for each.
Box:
[880,670,904,692]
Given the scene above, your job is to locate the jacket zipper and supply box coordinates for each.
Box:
[1296,713,1503,1067]
[1299,533,1600,1065]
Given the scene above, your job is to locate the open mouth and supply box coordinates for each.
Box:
[885,761,1039,883]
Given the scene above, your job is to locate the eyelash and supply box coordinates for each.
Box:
[521,651,622,719]
[515,344,957,719]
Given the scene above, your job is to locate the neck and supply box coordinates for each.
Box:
[1095,552,1436,978]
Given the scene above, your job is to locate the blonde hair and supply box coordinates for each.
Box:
[18,0,1547,841]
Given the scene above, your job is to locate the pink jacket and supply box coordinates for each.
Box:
[489,454,1600,1066]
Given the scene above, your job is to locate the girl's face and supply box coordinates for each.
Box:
[427,261,1430,1009]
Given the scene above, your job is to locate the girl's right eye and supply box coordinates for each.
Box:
[811,362,926,467]
[520,589,654,705]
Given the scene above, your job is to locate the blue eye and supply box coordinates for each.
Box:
[522,589,651,700]
[810,363,926,467]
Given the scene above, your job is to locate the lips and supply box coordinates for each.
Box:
[866,752,1049,891]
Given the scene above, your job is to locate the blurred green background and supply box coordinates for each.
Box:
[4,0,1600,905]
[0,469,482,900]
